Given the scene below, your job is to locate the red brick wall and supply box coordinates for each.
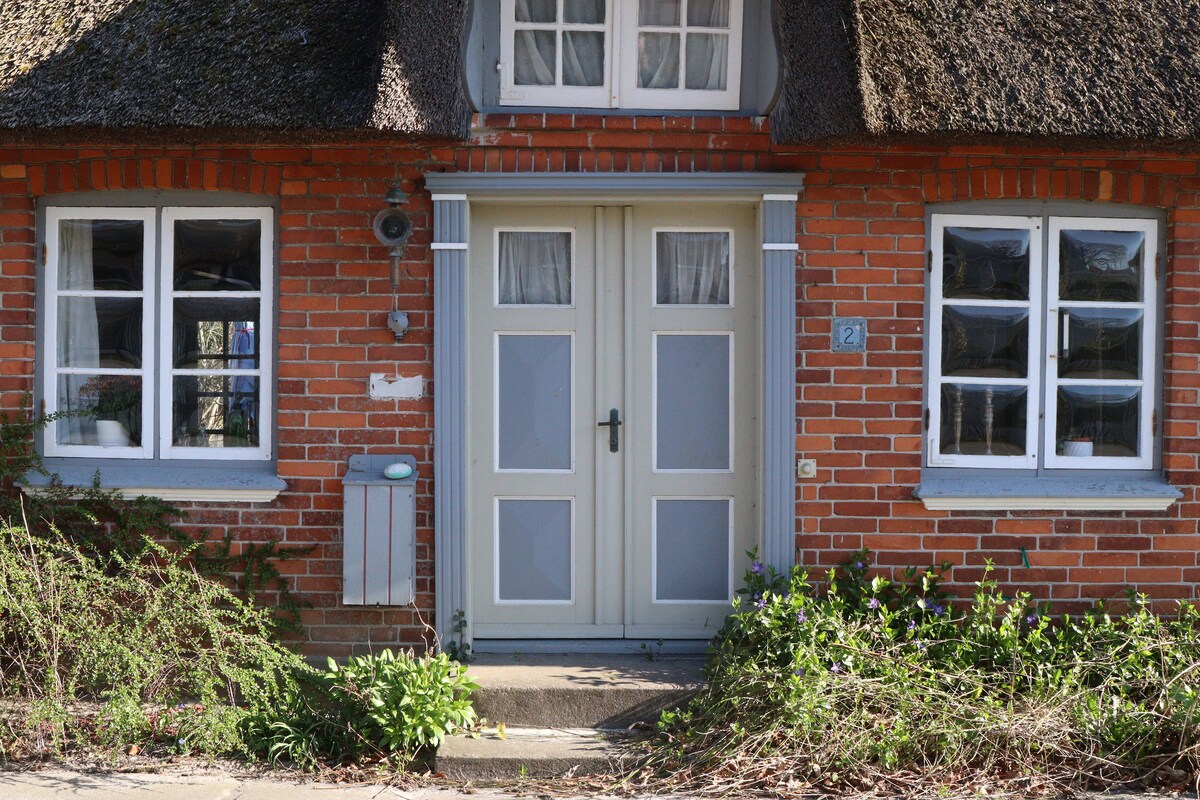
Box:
[2,117,1199,654]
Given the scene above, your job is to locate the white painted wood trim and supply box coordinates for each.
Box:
[921,495,1177,512]
[430,194,469,202]
[430,242,469,250]
[20,485,283,503]
[762,243,798,250]
[762,193,799,202]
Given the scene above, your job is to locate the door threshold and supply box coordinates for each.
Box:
[471,638,711,656]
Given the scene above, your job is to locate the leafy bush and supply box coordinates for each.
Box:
[247,649,478,769]
[641,550,1200,796]
[0,521,306,758]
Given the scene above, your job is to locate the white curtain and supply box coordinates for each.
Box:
[499,232,572,305]
[58,221,99,444]
[515,0,555,85]
[639,0,730,90]
[656,232,729,304]
[562,30,605,86]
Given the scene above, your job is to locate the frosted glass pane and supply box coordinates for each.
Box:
[498,500,572,601]
[656,335,730,470]
[656,231,729,304]
[656,499,729,601]
[57,296,142,369]
[498,335,572,470]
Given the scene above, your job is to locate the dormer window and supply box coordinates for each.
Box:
[499,0,743,110]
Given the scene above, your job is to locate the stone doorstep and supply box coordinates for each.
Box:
[465,654,706,729]
[436,728,636,781]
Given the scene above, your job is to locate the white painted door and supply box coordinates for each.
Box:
[468,203,756,640]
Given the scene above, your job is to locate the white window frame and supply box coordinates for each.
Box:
[43,207,157,459]
[1043,217,1156,470]
[927,212,1158,472]
[160,207,274,461]
[41,205,273,463]
[499,0,743,110]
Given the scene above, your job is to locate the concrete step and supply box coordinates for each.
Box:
[465,654,706,729]
[436,727,634,780]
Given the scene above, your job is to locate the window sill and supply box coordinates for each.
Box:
[915,473,1181,512]
[19,465,286,504]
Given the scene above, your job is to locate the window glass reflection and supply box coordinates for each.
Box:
[1059,229,1144,303]
[1056,385,1140,458]
[942,227,1030,301]
[941,307,1028,379]
[939,384,1027,456]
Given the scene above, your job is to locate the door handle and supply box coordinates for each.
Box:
[597,408,622,453]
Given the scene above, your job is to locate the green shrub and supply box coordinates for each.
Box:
[642,550,1200,795]
[0,521,306,758]
[247,649,478,769]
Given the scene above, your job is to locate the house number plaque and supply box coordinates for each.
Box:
[832,317,867,352]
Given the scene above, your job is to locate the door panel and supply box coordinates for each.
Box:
[469,202,757,640]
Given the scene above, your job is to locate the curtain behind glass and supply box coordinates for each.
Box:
[499,232,572,305]
[563,30,604,85]
[58,222,98,443]
[656,231,730,304]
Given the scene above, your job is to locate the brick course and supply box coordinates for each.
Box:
[2,116,1200,654]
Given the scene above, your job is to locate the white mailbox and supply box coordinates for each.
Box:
[342,454,417,606]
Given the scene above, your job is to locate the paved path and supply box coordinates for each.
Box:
[0,769,514,800]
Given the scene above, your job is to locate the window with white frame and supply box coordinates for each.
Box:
[500,0,743,110]
[43,206,273,462]
[927,213,1158,471]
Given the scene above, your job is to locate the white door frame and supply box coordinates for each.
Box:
[427,172,803,649]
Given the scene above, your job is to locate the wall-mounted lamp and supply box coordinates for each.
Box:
[373,187,414,287]
[387,310,410,342]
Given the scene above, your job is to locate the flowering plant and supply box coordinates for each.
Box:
[79,375,140,420]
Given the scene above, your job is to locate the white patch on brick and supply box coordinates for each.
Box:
[369,373,424,400]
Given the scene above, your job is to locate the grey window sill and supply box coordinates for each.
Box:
[20,464,286,504]
[915,473,1181,512]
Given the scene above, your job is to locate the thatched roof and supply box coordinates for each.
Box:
[0,0,470,139]
[771,0,1200,143]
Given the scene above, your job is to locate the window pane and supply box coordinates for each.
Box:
[655,499,729,601]
[940,306,1028,379]
[564,0,604,23]
[1059,229,1144,303]
[58,219,143,291]
[173,297,260,369]
[514,30,557,85]
[563,31,605,85]
[1056,385,1140,458]
[656,334,730,470]
[687,0,730,26]
[497,335,573,470]
[942,227,1030,301]
[57,297,142,369]
[685,33,728,90]
[939,384,1027,456]
[515,0,556,22]
[656,231,730,304]
[172,375,260,449]
[638,32,680,88]
[498,232,572,305]
[173,219,262,291]
[640,0,680,25]
[497,499,573,602]
[1058,308,1142,380]
[59,373,142,447]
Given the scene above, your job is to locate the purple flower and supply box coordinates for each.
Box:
[930,603,945,616]
[907,619,917,631]
[793,667,806,677]
[853,561,865,570]
[830,662,843,674]
[754,594,767,610]
[750,561,765,575]
[916,641,928,651]
[796,609,808,624]
[867,597,880,611]
[1026,613,1038,625]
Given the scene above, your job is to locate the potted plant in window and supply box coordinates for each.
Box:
[79,375,140,447]
[1060,423,1097,458]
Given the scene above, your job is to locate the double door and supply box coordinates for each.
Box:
[467,202,757,639]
